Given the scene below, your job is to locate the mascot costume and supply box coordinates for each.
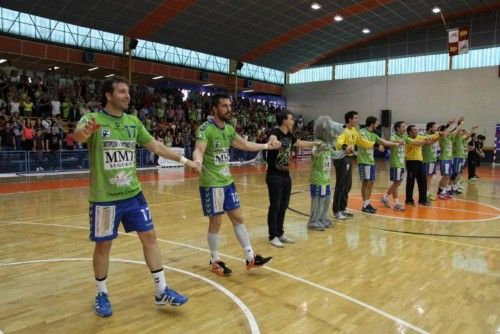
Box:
[308,116,346,231]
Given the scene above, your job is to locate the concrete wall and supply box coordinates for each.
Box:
[284,66,500,146]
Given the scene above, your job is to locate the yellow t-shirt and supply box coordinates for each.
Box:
[405,133,439,161]
[336,127,374,156]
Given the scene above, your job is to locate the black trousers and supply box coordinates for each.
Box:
[467,155,477,178]
[266,174,292,240]
[333,157,352,214]
[405,160,427,204]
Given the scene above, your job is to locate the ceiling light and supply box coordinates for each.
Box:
[432,6,441,14]
[105,74,115,78]
[334,15,343,22]
[53,66,60,70]
[242,89,254,93]
[362,28,370,34]
[202,83,214,87]
[311,2,321,10]
[152,75,164,80]
[88,67,99,71]
[0,59,7,64]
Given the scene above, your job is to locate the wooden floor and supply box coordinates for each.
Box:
[1,161,499,334]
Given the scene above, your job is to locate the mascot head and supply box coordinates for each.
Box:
[313,116,344,147]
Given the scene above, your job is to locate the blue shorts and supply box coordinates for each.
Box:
[199,183,240,216]
[440,160,453,176]
[423,162,438,176]
[390,167,405,182]
[310,184,331,198]
[359,164,376,181]
[89,192,154,242]
[453,157,465,174]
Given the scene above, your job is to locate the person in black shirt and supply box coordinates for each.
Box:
[47,127,62,170]
[0,121,15,150]
[266,110,320,248]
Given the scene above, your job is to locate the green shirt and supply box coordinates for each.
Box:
[77,111,154,202]
[357,128,380,165]
[196,120,237,187]
[389,134,411,168]
[309,149,332,186]
[452,134,467,158]
[422,132,440,163]
[439,133,454,161]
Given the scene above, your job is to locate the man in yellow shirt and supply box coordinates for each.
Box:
[405,125,438,206]
[333,111,375,220]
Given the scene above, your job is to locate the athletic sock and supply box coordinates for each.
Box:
[95,276,108,295]
[233,224,254,261]
[151,269,168,296]
[207,232,220,262]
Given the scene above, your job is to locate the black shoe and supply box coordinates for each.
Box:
[362,206,376,214]
[246,254,272,270]
[210,260,232,276]
[367,204,377,212]
[405,201,416,206]
[418,201,431,206]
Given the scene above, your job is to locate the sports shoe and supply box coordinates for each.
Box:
[405,201,415,206]
[393,203,405,212]
[427,194,436,201]
[321,219,333,228]
[246,254,272,271]
[362,205,376,214]
[94,292,112,317]
[437,193,448,200]
[342,210,354,217]
[418,200,431,206]
[155,287,188,306]
[270,236,284,248]
[446,191,455,197]
[307,222,325,231]
[334,212,347,220]
[379,196,390,208]
[279,234,295,243]
[209,260,232,276]
[453,189,463,195]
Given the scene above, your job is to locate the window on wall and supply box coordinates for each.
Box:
[452,46,500,70]
[388,53,449,75]
[289,65,333,84]
[134,39,229,73]
[238,63,285,84]
[335,60,385,80]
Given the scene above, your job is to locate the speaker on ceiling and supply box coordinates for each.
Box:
[381,109,391,128]
[129,38,138,50]
[83,51,95,63]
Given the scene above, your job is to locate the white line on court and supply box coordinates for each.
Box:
[0,220,429,334]
[0,257,260,334]
[347,208,500,223]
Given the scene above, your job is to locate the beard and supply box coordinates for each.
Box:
[217,111,230,122]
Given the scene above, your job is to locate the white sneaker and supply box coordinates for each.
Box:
[334,212,347,220]
[270,237,284,248]
[279,235,294,243]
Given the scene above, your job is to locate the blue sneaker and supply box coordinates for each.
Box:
[155,287,188,306]
[94,292,112,317]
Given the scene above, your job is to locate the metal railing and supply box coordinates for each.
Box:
[0,148,260,174]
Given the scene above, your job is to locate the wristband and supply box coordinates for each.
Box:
[264,143,269,150]
[180,156,188,165]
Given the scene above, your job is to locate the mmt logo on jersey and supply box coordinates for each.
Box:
[102,129,111,137]
[103,150,135,170]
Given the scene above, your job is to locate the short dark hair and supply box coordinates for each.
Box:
[394,121,404,131]
[365,116,377,127]
[344,111,358,124]
[276,110,294,126]
[407,125,416,135]
[426,122,435,131]
[101,76,129,107]
[211,94,230,111]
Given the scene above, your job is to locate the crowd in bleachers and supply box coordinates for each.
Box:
[0,63,311,156]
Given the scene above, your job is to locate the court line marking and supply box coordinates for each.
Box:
[0,221,428,334]
[0,258,260,334]
[291,190,500,223]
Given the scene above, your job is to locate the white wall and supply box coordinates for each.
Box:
[284,66,500,146]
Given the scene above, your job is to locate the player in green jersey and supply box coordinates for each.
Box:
[192,94,280,277]
[437,117,464,199]
[357,116,401,214]
[74,77,196,317]
[450,124,478,194]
